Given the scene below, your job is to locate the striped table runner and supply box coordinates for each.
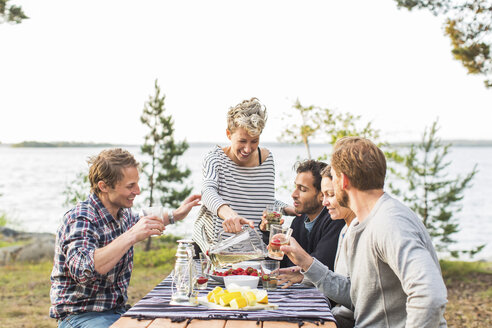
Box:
[123,275,336,324]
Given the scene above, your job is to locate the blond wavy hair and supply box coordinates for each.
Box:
[227,97,267,136]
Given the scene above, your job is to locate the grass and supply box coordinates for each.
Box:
[441,260,492,327]
[0,246,490,328]
[0,236,179,328]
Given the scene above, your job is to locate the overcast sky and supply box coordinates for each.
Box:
[1,0,491,145]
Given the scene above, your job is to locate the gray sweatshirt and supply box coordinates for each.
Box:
[304,193,447,327]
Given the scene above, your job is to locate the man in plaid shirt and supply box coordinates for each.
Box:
[50,148,200,328]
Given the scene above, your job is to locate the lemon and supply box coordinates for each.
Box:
[219,291,242,306]
[244,291,257,306]
[211,286,223,294]
[206,291,214,302]
[230,296,248,309]
[212,290,228,304]
[255,290,268,304]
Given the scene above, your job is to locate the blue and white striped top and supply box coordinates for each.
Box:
[192,146,286,253]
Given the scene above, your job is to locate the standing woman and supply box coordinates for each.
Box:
[192,98,294,254]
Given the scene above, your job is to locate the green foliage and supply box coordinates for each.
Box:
[0,0,28,24]
[278,98,395,161]
[278,99,321,159]
[63,170,90,206]
[440,259,492,279]
[0,211,7,227]
[391,119,483,258]
[394,0,492,88]
[140,79,192,250]
[133,234,180,268]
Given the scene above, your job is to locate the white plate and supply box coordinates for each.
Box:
[197,296,278,311]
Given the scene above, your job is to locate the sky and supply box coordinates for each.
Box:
[1,0,491,145]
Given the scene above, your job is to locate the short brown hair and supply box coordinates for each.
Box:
[88,148,139,195]
[331,137,386,190]
[295,160,327,192]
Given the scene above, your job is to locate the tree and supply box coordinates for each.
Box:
[391,119,483,258]
[278,99,321,159]
[140,79,192,251]
[0,0,28,24]
[63,170,89,207]
[394,0,492,88]
[278,98,387,159]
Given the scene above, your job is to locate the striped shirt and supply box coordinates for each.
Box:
[50,193,138,320]
[192,146,286,253]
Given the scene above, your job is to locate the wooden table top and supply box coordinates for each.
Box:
[111,317,337,328]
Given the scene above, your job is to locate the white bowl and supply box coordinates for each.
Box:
[231,261,261,270]
[223,275,260,289]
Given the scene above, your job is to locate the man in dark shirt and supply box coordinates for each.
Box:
[260,160,345,270]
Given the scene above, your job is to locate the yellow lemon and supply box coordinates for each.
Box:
[219,291,242,306]
[206,291,214,302]
[230,296,248,309]
[212,291,227,304]
[256,290,268,304]
[244,291,257,306]
[211,286,223,294]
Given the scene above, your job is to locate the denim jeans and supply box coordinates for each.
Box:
[58,307,127,328]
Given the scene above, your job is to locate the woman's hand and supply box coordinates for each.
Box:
[222,215,254,233]
[278,266,303,289]
[173,194,201,222]
[280,237,314,272]
[218,204,254,233]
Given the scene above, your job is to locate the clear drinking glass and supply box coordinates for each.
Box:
[264,205,283,231]
[260,260,280,291]
[194,259,209,290]
[268,224,293,260]
[140,206,164,236]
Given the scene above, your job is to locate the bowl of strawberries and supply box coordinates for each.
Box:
[209,266,260,283]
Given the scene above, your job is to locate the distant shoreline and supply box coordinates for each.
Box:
[2,140,492,148]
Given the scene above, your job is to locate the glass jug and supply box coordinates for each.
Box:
[208,225,268,268]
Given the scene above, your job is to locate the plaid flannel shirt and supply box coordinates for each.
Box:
[49,193,139,320]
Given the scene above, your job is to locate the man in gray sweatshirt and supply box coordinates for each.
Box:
[282,137,447,327]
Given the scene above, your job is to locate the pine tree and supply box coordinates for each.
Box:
[0,0,28,24]
[140,79,192,251]
[392,119,483,258]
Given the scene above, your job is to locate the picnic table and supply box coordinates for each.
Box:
[111,274,337,328]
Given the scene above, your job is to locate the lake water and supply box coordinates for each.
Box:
[0,144,490,261]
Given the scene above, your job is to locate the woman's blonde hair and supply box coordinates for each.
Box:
[227,97,267,136]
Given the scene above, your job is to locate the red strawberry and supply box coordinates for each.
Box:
[197,276,208,284]
[262,274,270,281]
[250,271,258,276]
